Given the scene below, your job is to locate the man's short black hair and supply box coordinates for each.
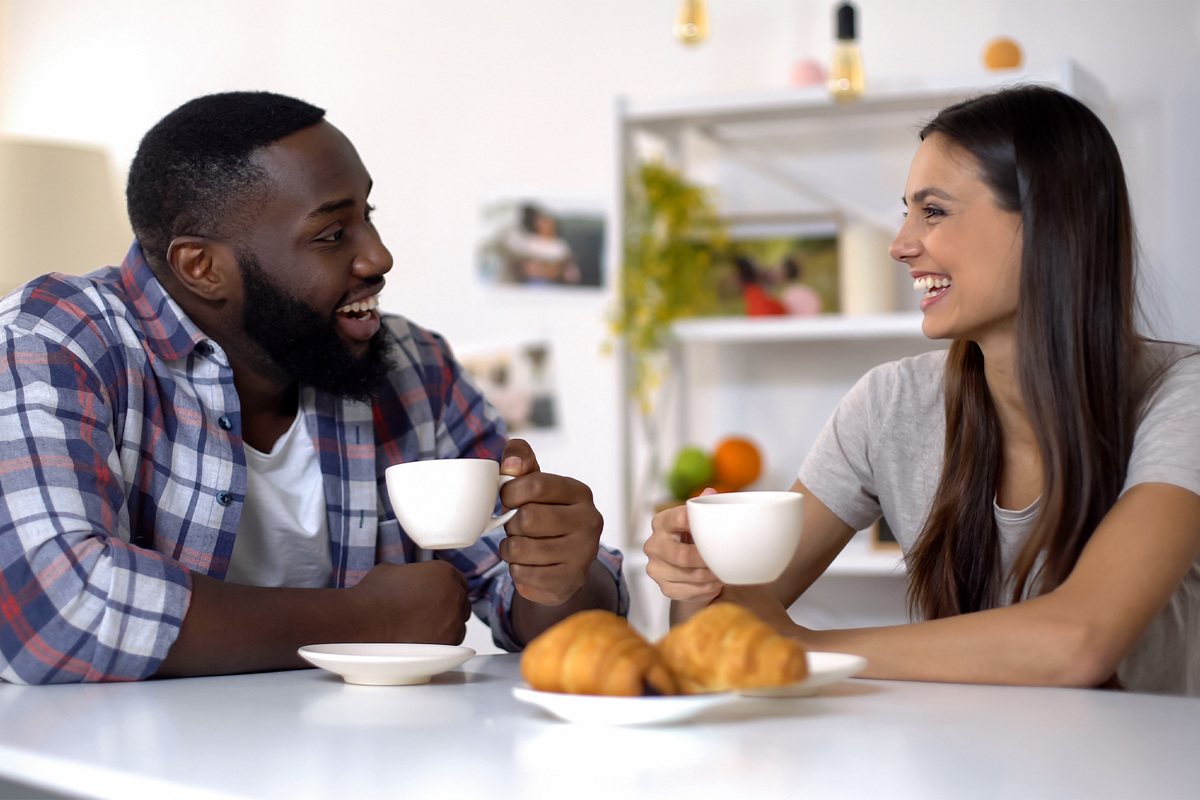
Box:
[126,91,326,272]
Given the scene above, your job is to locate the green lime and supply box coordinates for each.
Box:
[666,446,713,500]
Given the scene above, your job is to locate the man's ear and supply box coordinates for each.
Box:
[165,236,236,301]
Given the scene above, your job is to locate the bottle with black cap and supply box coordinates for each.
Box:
[828,1,864,102]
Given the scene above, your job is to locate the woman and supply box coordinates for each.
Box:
[644,86,1200,694]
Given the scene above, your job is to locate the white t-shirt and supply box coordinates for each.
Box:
[798,343,1200,695]
[225,411,333,588]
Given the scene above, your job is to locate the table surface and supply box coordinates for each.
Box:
[1,653,1197,800]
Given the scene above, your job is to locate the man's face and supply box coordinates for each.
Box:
[231,120,395,399]
[239,249,394,401]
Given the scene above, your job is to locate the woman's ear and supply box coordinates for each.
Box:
[165,236,236,301]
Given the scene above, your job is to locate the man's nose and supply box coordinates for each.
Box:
[354,229,393,278]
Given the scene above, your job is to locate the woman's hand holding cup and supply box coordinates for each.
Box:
[647,487,804,605]
[644,488,726,605]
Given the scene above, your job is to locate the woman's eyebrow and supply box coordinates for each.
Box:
[903,187,956,206]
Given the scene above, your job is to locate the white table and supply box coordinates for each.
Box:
[1,654,1196,800]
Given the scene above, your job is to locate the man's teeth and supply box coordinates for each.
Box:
[337,295,379,317]
[913,276,952,297]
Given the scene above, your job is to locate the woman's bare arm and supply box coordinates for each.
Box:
[739,482,1200,687]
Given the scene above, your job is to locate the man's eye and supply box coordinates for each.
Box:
[365,203,376,223]
[318,229,343,243]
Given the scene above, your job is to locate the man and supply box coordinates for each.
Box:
[0,91,625,685]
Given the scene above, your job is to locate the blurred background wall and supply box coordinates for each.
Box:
[2,0,1197,644]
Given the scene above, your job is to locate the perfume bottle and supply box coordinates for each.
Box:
[828,2,864,102]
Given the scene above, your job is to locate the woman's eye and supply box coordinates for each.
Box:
[923,206,945,218]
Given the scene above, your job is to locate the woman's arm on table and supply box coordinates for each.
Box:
[728,481,1200,688]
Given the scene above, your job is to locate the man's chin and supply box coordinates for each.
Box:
[307,331,395,402]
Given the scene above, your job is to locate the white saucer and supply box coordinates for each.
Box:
[298,643,475,686]
[512,685,738,726]
[737,651,868,697]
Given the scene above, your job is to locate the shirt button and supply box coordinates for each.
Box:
[217,491,233,507]
[195,341,211,355]
[218,415,232,430]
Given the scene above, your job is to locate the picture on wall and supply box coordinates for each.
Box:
[476,197,605,289]
[457,338,560,433]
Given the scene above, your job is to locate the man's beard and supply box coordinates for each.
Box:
[238,251,394,402]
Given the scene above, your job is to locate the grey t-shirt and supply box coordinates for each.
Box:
[798,344,1200,695]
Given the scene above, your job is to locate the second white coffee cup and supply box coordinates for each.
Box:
[685,491,804,585]
[385,458,516,550]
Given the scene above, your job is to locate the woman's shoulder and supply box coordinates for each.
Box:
[1140,339,1200,398]
[854,347,949,407]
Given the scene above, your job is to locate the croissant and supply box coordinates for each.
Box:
[656,602,808,693]
[521,610,678,696]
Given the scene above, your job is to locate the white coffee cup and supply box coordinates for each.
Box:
[385,459,517,550]
[685,491,804,584]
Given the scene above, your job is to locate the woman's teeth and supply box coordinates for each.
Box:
[337,295,379,319]
[913,276,952,298]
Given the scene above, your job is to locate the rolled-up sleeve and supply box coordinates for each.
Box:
[0,329,191,685]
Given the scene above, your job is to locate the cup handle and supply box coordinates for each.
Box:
[483,474,518,533]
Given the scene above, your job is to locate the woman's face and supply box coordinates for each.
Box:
[890,134,1023,350]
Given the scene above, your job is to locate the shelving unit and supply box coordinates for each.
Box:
[664,315,939,581]
[672,311,926,343]
[613,61,1107,635]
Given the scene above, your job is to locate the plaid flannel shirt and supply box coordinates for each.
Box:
[0,242,626,685]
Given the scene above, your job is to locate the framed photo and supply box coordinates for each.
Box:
[476,196,605,289]
[715,213,841,316]
[457,338,560,434]
[870,517,901,551]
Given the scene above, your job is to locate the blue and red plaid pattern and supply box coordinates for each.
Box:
[0,242,626,685]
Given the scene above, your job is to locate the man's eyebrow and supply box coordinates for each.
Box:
[307,198,356,219]
[902,188,956,206]
[306,181,374,219]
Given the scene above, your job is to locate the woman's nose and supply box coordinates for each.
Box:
[889,220,920,262]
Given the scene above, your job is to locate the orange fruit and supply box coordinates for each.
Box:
[712,436,762,492]
[983,37,1022,70]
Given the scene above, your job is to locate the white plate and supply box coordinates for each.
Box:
[298,643,475,686]
[737,651,868,697]
[512,686,738,726]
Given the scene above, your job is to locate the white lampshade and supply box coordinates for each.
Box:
[0,136,132,296]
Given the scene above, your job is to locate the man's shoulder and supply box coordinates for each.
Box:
[379,313,457,368]
[0,268,131,344]
[380,312,434,345]
[3,259,215,365]
[369,313,502,444]
[371,313,464,404]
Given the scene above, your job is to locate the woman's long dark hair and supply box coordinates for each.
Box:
[907,86,1142,620]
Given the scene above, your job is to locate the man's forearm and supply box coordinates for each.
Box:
[153,573,370,678]
[510,560,620,648]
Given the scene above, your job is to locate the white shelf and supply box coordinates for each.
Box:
[672,312,926,344]
[623,60,1106,135]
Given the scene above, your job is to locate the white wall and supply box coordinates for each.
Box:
[2,0,1198,643]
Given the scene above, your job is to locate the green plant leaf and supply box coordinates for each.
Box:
[610,162,730,414]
